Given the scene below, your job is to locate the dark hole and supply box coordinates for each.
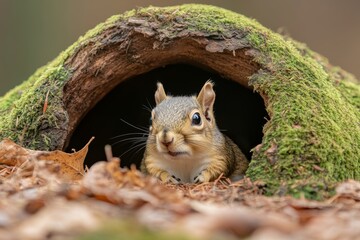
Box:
[66,64,268,168]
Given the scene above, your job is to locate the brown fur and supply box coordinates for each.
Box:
[141,81,249,183]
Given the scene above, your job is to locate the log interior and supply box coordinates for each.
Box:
[62,29,267,167]
[66,64,268,167]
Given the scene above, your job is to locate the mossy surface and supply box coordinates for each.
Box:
[0,4,359,198]
[78,220,194,240]
[245,29,360,198]
[0,14,122,150]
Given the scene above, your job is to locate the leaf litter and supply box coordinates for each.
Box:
[0,138,360,239]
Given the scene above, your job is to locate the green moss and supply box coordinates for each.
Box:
[136,4,261,34]
[0,4,359,198]
[135,4,360,198]
[245,23,360,198]
[78,220,194,240]
[0,65,70,149]
[138,4,360,198]
[0,13,122,150]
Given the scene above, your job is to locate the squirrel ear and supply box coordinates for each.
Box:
[155,82,167,105]
[197,81,215,118]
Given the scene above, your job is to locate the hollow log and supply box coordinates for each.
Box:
[0,4,359,198]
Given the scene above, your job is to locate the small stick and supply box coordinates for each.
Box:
[104,145,113,162]
[104,144,122,165]
[43,90,50,114]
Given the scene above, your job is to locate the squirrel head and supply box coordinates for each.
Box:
[147,81,219,159]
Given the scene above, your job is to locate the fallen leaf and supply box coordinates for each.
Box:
[335,180,360,201]
[0,137,94,181]
[35,138,94,181]
[0,139,32,166]
[2,138,360,240]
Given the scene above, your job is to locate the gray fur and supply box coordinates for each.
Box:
[154,96,198,129]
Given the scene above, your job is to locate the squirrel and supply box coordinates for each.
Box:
[140,81,249,184]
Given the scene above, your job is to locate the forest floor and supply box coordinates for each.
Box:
[0,139,360,240]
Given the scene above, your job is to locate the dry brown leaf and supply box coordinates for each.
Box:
[335,180,360,200]
[83,159,186,211]
[0,139,32,166]
[0,138,94,181]
[2,138,360,240]
[35,139,93,181]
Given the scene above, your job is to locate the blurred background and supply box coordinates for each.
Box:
[0,0,359,96]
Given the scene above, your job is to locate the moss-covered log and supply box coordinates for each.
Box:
[0,4,359,198]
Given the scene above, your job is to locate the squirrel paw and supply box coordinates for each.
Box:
[160,172,181,184]
[194,171,211,183]
[169,175,182,184]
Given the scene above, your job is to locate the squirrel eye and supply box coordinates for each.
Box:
[191,112,202,126]
[149,117,152,126]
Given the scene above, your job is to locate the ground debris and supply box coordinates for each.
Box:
[0,138,94,181]
[1,141,360,239]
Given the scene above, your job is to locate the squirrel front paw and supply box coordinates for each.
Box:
[170,175,182,184]
[194,171,211,183]
[159,172,181,184]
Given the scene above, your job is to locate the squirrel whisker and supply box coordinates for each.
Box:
[120,142,146,158]
[111,136,148,146]
[110,132,148,140]
[142,99,154,113]
[120,118,148,133]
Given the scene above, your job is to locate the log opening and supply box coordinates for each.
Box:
[66,64,268,167]
[61,21,269,168]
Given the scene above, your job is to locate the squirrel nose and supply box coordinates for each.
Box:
[160,129,174,147]
[161,137,174,147]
